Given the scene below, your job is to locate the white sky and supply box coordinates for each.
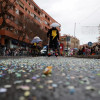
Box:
[33,0,100,45]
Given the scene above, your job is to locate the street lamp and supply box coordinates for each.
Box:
[74,23,76,48]
[66,36,70,56]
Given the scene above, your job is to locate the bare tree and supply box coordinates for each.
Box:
[0,0,48,46]
[17,15,47,46]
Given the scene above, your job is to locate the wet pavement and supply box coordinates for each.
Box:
[0,56,100,100]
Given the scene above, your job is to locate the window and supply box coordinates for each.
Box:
[15,9,19,14]
[34,14,40,22]
[9,27,14,31]
[30,13,34,17]
[45,27,48,31]
[45,15,47,19]
[34,7,37,12]
[30,5,34,9]
[19,11,24,16]
[38,11,40,15]
[7,13,14,21]
[25,8,27,11]
[7,15,10,19]
[37,17,40,22]
[19,1,24,9]
[34,14,36,19]
[45,15,49,21]
[44,20,49,26]
[11,6,14,10]
[43,14,45,17]
[15,20,18,24]
[11,16,14,21]
[16,0,19,4]
[44,20,47,25]
[14,30,18,34]
[48,18,50,21]
[25,0,27,2]
[6,27,9,30]
[28,10,30,14]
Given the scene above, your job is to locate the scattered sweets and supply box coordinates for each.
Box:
[0,88,7,93]
[52,84,58,88]
[24,91,30,97]
[17,85,30,91]
[46,80,53,84]
[25,79,31,83]
[43,66,53,75]
[19,96,25,100]
[4,85,12,88]
[0,57,100,99]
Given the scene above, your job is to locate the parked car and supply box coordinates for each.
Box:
[40,45,48,56]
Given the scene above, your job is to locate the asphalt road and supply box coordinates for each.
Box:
[0,56,100,100]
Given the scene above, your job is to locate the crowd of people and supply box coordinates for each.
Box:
[63,43,100,56]
[0,46,30,56]
[76,44,100,56]
[0,43,100,57]
[0,44,41,56]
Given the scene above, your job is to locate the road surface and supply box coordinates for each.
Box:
[0,56,100,100]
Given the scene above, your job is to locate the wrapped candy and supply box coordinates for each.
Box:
[43,66,53,75]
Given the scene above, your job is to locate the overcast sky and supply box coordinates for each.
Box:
[34,0,100,45]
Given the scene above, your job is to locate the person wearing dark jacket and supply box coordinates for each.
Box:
[47,27,59,56]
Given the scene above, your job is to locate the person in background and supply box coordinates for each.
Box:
[82,46,85,55]
[2,45,6,56]
[95,44,99,55]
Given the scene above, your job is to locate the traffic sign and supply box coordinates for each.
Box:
[88,42,92,47]
[66,36,70,41]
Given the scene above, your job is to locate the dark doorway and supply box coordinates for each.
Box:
[5,38,10,48]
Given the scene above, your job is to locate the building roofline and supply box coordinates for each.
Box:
[41,9,61,25]
[29,0,43,13]
[60,35,79,40]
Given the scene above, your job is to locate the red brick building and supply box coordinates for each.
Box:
[0,0,60,48]
[41,9,61,32]
[60,35,80,50]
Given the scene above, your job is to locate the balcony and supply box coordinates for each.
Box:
[6,19,18,29]
[10,0,16,3]
[8,9,15,17]
[0,29,30,43]
[18,5,25,15]
[0,29,17,39]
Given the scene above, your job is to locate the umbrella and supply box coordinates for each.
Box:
[50,22,60,27]
[34,36,40,39]
[31,36,42,43]
[74,48,78,50]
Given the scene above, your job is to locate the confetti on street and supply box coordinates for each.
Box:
[0,57,100,100]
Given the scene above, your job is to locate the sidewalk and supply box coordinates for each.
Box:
[0,55,100,60]
[0,56,33,60]
[67,55,100,59]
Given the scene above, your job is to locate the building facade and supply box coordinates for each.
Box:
[98,36,100,43]
[0,0,60,49]
[60,35,80,50]
[41,10,61,32]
